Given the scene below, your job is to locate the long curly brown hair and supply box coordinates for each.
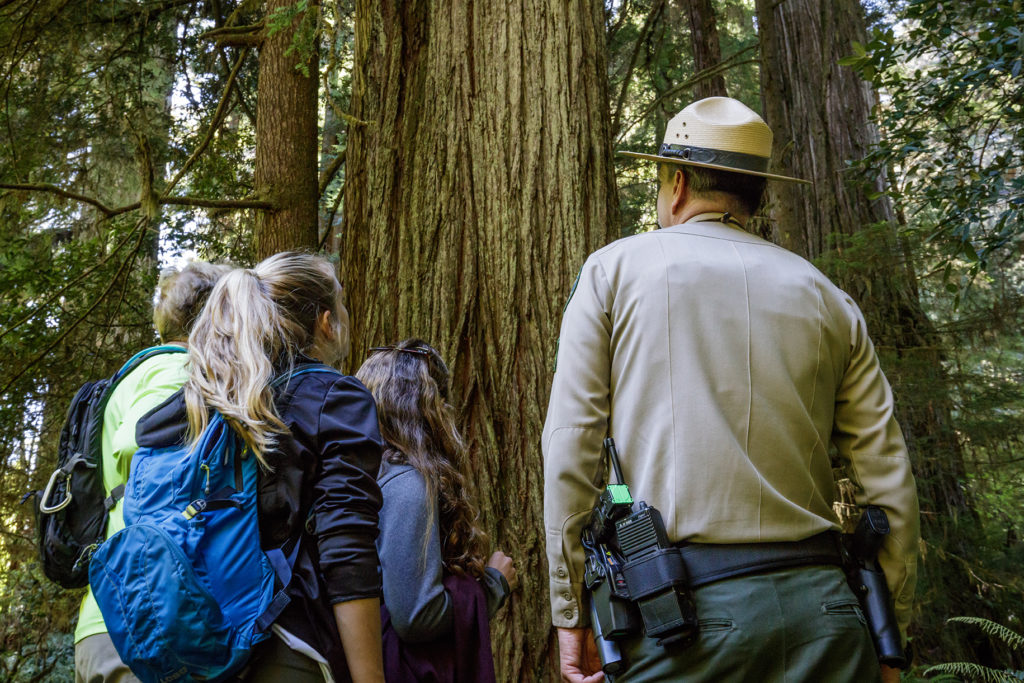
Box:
[356,339,488,578]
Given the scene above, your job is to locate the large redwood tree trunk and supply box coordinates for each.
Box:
[254,0,320,258]
[342,0,617,678]
[756,0,989,663]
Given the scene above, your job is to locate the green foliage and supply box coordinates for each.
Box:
[831,2,1024,660]
[0,0,271,674]
[318,0,356,250]
[0,565,79,682]
[946,618,1024,652]
[267,0,321,78]
[606,0,761,237]
[846,0,1024,267]
[925,662,1021,683]
[924,618,1024,681]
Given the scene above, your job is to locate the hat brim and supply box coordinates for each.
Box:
[619,151,812,185]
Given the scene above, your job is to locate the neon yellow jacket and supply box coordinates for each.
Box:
[75,349,189,643]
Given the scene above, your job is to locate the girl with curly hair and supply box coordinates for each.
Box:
[357,339,517,681]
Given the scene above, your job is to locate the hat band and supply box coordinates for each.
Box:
[659,143,770,174]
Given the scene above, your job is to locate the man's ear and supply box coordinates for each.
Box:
[671,168,688,214]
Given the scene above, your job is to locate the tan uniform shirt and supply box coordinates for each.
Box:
[543,215,919,637]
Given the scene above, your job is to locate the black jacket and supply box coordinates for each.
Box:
[136,363,385,680]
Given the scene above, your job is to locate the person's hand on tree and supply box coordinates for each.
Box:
[486,550,518,591]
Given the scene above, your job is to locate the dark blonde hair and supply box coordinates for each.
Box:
[356,339,488,578]
[184,251,344,465]
[153,261,233,342]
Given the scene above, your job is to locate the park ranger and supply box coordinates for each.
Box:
[542,97,919,682]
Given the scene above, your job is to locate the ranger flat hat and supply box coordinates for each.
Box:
[620,97,810,184]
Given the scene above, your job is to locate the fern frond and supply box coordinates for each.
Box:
[947,617,1024,651]
[924,661,1017,682]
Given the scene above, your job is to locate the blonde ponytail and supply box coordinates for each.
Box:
[184,252,343,467]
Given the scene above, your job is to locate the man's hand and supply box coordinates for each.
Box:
[557,627,605,683]
[880,664,901,683]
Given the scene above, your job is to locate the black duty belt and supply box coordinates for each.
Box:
[675,531,844,589]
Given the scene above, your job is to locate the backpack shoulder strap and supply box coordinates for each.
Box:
[113,345,188,384]
[99,345,188,507]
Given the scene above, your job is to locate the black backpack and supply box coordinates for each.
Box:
[29,345,187,588]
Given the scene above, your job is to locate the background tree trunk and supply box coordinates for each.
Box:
[254,0,320,258]
[679,0,728,98]
[756,0,991,663]
[342,0,618,678]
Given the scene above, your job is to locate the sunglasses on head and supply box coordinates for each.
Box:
[368,345,450,398]
[368,345,436,358]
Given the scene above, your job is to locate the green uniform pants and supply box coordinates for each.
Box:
[613,565,882,683]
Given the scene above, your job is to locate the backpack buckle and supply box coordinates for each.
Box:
[72,544,98,574]
[183,499,208,520]
[38,468,73,514]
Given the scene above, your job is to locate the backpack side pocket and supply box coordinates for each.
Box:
[90,523,251,683]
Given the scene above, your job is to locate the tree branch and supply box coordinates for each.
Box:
[0,217,153,396]
[208,0,256,123]
[80,0,201,26]
[0,184,273,216]
[164,46,251,196]
[160,195,273,210]
[615,45,758,146]
[203,22,266,47]
[218,47,256,123]
[201,21,264,38]
[211,33,264,47]
[611,0,666,136]
[319,180,345,252]
[606,0,633,44]
[318,146,346,196]
[0,182,118,216]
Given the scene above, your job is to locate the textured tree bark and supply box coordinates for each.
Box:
[254,0,320,258]
[679,0,728,99]
[342,0,617,678]
[756,0,989,663]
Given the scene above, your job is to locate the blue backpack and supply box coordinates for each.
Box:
[90,365,337,683]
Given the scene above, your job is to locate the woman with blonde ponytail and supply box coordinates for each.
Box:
[134,252,385,683]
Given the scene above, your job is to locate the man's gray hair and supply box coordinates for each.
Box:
[660,162,767,217]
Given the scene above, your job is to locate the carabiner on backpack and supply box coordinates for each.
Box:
[38,453,94,514]
[39,468,73,514]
